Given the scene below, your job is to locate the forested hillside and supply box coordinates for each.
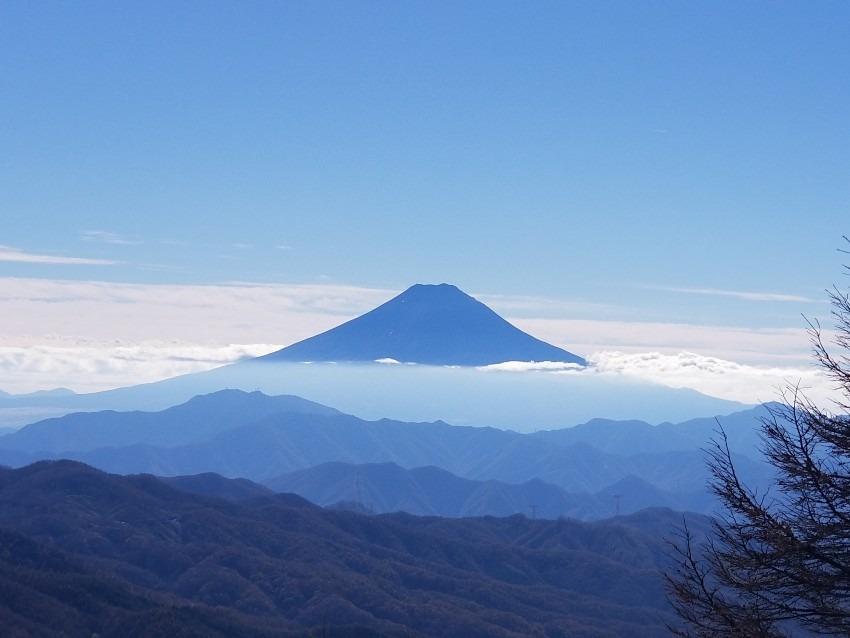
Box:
[0,460,709,637]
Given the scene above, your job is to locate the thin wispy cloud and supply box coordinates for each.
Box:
[654,285,818,303]
[136,263,186,273]
[477,293,617,319]
[0,246,119,266]
[0,277,392,346]
[80,230,141,245]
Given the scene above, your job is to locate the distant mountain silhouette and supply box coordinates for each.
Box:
[0,389,341,453]
[260,283,586,366]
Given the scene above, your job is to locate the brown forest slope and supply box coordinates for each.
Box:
[0,460,704,637]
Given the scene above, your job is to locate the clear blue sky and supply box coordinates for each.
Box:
[1,2,848,347]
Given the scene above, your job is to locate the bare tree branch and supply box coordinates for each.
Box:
[665,241,850,636]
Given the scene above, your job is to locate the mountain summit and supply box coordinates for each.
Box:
[261,283,586,367]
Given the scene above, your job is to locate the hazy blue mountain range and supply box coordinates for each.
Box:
[0,390,775,519]
[0,390,339,453]
[264,460,716,520]
[0,360,748,432]
[0,388,76,399]
[0,459,711,637]
[0,283,747,429]
[261,283,587,366]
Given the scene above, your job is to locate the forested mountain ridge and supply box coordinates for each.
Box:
[0,460,709,637]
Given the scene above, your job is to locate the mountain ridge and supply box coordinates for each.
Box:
[263,460,713,519]
[0,459,704,637]
[0,390,775,518]
[0,389,341,453]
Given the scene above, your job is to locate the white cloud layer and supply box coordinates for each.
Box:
[0,341,837,407]
[585,351,835,406]
[476,353,836,406]
[0,276,840,406]
[0,338,279,395]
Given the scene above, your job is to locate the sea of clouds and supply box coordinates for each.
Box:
[0,337,832,408]
[0,277,835,409]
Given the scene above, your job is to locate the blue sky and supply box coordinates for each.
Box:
[1,1,848,399]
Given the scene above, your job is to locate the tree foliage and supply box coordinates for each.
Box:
[666,253,850,637]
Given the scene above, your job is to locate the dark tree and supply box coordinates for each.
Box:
[665,252,850,637]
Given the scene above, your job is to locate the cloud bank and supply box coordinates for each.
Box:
[477,352,834,406]
[0,276,836,405]
[586,351,833,405]
[0,338,279,395]
[0,337,835,407]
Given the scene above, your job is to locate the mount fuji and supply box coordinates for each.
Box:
[261,283,586,367]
